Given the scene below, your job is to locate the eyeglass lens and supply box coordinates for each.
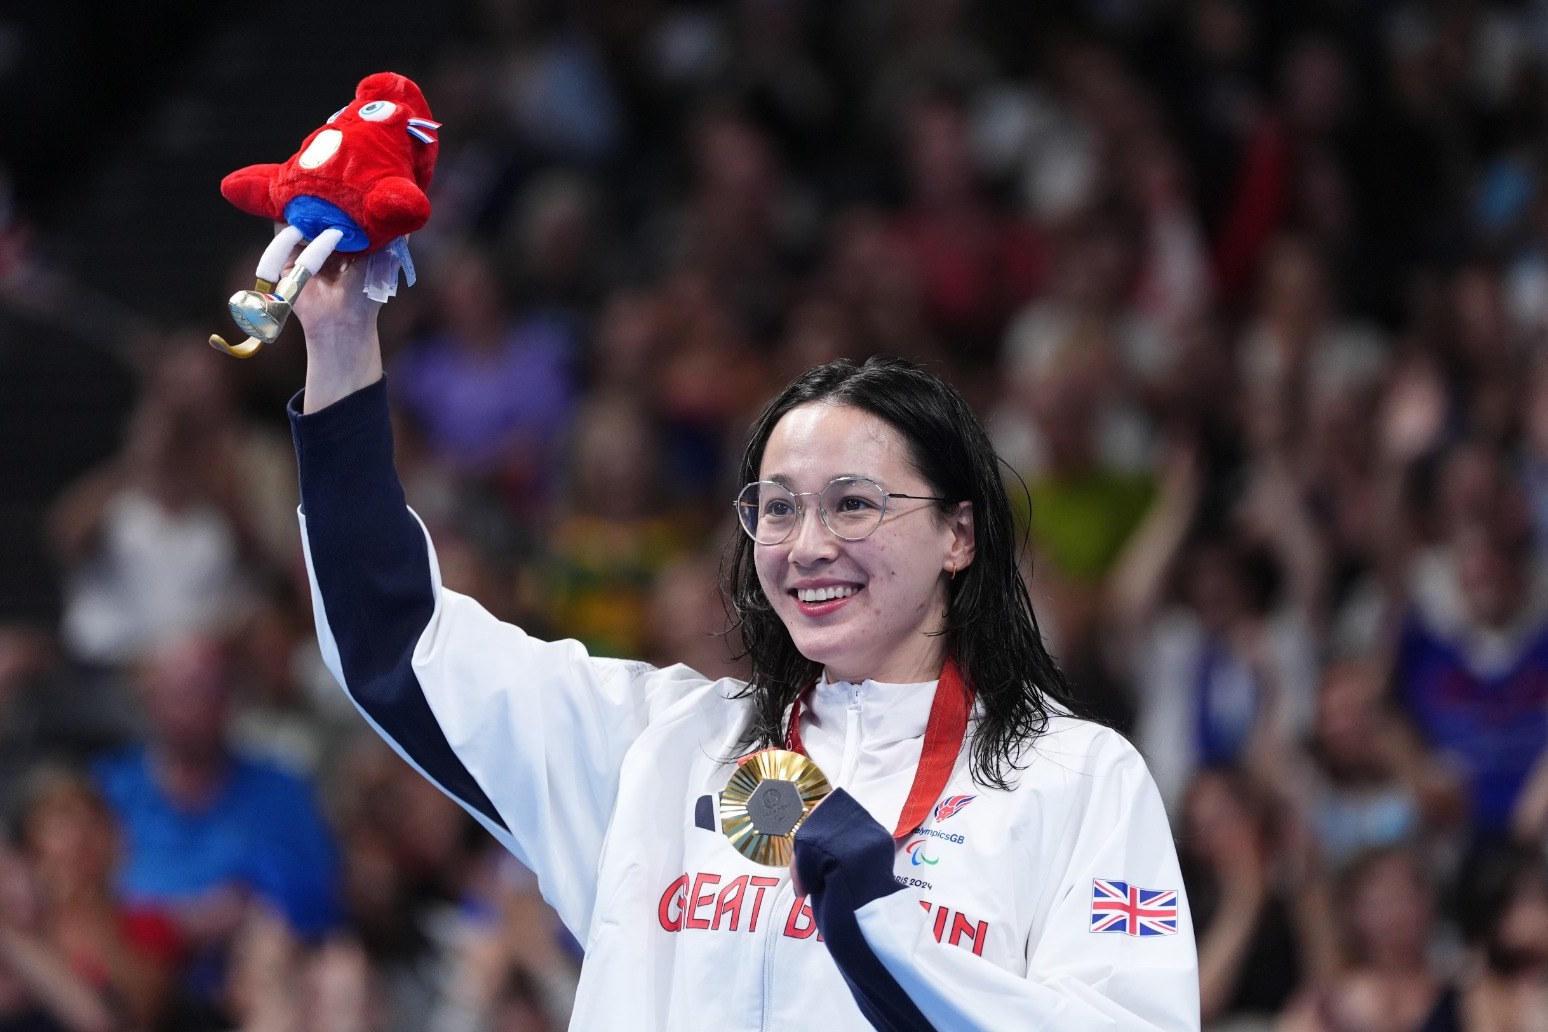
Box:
[735,477,888,544]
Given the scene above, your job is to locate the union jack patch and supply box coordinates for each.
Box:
[1090,879,1178,936]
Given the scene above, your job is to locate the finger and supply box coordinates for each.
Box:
[314,250,354,282]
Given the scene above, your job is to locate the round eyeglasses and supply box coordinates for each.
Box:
[733,476,949,545]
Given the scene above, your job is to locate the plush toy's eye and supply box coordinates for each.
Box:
[358,101,397,122]
[326,106,347,124]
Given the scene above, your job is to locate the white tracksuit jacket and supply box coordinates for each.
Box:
[291,379,1200,1031]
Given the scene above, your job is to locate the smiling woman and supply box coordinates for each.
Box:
[287,258,1200,1031]
[728,358,1085,787]
[752,402,967,684]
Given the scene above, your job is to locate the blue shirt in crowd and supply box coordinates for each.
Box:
[93,746,341,938]
[1397,617,1548,832]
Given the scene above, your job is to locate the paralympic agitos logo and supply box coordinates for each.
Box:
[906,840,939,866]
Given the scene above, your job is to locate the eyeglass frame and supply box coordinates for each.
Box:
[732,475,953,545]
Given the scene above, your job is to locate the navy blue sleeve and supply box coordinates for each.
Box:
[794,789,936,1032]
[289,378,505,831]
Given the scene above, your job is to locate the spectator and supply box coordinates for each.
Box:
[15,767,178,1031]
[223,911,386,1032]
[1443,265,1521,448]
[226,585,353,780]
[1236,237,1386,455]
[389,246,577,502]
[647,270,770,500]
[1180,769,1305,1029]
[1110,440,1323,812]
[994,312,1162,730]
[538,391,688,657]
[425,850,577,1032]
[0,833,121,1032]
[1278,848,1447,1032]
[1000,206,1174,453]
[1424,844,1548,1031]
[330,737,477,1032]
[651,106,807,338]
[49,349,267,668]
[1264,659,1464,872]
[889,93,1043,371]
[91,637,339,1014]
[1393,482,1548,837]
[498,171,605,319]
[818,207,939,368]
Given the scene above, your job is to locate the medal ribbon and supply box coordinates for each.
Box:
[784,658,974,839]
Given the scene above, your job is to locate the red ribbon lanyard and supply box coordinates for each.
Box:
[784,659,974,839]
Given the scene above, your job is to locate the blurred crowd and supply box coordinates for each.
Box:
[9,0,1548,1029]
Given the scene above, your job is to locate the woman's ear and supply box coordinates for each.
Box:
[945,501,975,574]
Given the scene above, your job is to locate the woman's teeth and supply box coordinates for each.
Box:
[797,586,859,603]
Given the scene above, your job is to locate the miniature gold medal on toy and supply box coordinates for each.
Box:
[720,749,831,867]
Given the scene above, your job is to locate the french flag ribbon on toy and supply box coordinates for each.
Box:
[406,117,441,144]
[1090,879,1179,936]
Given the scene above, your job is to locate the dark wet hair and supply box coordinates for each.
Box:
[725,356,1080,790]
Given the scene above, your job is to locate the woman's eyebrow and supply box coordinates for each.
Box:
[764,472,876,489]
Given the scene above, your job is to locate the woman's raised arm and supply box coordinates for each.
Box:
[291,249,384,413]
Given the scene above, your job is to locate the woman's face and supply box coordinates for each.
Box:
[1314,662,1381,770]
[1347,855,1432,966]
[754,402,973,685]
[24,790,118,893]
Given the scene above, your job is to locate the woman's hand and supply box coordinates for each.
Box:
[291,248,379,341]
[288,236,385,413]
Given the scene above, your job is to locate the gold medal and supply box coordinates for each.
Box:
[720,749,832,866]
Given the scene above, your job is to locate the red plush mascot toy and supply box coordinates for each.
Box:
[211,71,440,357]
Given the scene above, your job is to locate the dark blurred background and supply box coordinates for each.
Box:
[5,1,1548,1029]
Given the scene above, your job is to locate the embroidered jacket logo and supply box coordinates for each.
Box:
[906,840,939,866]
[657,872,992,955]
[933,794,975,822]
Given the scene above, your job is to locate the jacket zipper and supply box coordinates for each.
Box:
[760,880,794,1032]
[762,683,865,1030]
[838,682,863,786]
